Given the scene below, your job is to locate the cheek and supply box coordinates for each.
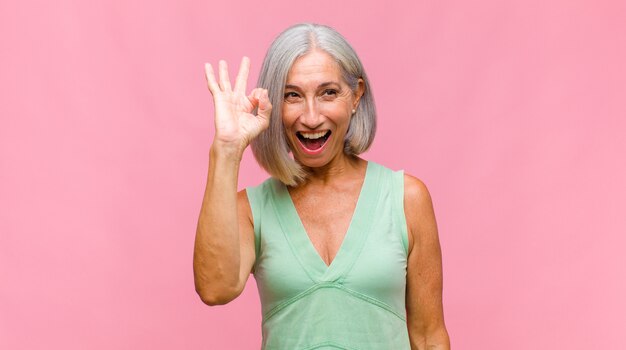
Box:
[281,104,299,126]
[319,95,352,113]
[318,102,351,123]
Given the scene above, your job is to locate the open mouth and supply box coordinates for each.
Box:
[296,130,331,151]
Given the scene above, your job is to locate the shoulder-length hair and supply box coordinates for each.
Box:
[250,23,377,186]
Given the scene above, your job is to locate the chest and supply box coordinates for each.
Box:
[289,185,361,266]
[253,170,410,311]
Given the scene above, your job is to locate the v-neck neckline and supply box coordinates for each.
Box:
[270,161,382,282]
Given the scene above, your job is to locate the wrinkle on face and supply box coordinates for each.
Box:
[281,49,358,169]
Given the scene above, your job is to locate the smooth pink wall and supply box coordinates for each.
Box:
[2,0,625,349]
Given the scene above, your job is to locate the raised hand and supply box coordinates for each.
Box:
[204,57,272,154]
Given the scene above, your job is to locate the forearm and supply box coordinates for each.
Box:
[193,144,244,303]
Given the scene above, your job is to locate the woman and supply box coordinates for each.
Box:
[194,23,450,349]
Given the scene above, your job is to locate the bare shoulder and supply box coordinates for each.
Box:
[237,188,251,208]
[403,173,434,214]
[237,189,254,224]
[237,188,256,275]
[402,173,437,253]
[236,189,254,244]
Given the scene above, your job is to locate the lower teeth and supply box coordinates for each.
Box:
[297,132,331,151]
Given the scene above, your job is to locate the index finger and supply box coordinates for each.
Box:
[204,63,220,94]
[233,56,250,94]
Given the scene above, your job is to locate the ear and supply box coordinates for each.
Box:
[353,78,365,110]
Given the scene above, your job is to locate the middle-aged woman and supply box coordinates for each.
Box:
[194,23,450,349]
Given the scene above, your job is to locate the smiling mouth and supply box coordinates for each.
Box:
[296,131,331,151]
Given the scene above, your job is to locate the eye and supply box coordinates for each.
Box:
[323,89,338,96]
[284,91,300,101]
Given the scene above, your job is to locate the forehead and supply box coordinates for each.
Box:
[285,50,344,87]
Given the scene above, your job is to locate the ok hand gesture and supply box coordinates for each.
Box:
[205,57,272,154]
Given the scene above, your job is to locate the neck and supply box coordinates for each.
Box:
[298,153,366,186]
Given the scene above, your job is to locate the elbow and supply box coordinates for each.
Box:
[193,264,243,306]
[409,325,450,350]
[197,292,232,306]
[195,285,240,306]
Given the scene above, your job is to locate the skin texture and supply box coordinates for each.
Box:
[193,57,267,304]
[194,52,450,349]
[281,50,367,266]
[404,174,451,349]
[282,50,363,171]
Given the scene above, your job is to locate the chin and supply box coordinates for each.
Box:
[293,147,347,170]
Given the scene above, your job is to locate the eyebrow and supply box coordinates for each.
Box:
[284,81,341,90]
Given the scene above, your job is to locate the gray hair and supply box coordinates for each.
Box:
[250,23,377,186]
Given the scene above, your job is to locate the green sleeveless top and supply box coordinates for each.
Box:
[246,161,411,349]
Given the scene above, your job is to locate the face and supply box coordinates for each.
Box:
[282,50,364,168]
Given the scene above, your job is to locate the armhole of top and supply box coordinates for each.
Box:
[245,186,262,269]
[393,170,410,256]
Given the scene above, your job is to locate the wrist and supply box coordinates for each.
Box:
[210,141,245,162]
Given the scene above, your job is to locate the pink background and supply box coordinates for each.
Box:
[2,0,625,348]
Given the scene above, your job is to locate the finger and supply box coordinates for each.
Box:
[218,60,232,91]
[234,56,250,94]
[257,89,272,119]
[204,63,220,94]
[247,88,264,107]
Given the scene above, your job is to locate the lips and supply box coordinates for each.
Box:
[295,130,331,153]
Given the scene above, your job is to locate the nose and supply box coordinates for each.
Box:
[300,98,323,129]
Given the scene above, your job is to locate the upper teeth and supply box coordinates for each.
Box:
[300,131,327,139]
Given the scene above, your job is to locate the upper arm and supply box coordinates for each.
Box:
[235,189,256,292]
[403,174,450,347]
